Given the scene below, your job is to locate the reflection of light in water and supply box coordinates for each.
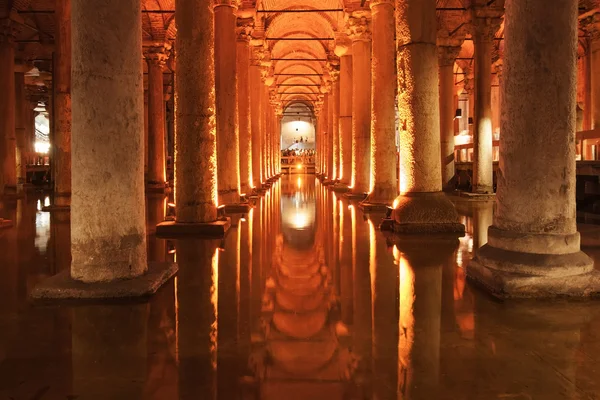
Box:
[35,205,51,253]
[398,255,415,379]
[36,200,41,211]
[44,196,50,207]
[296,177,302,189]
[211,248,219,370]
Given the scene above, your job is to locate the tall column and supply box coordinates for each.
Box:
[327,84,334,180]
[14,69,26,186]
[34,0,177,293]
[315,107,323,174]
[391,0,463,233]
[468,0,599,298]
[215,0,240,205]
[155,0,226,237]
[145,43,170,191]
[328,62,340,181]
[237,20,252,193]
[54,0,72,207]
[338,51,353,187]
[588,15,600,129]
[321,93,330,178]
[250,46,263,187]
[438,44,461,192]
[366,0,396,205]
[346,13,371,197]
[582,38,592,131]
[471,12,501,194]
[260,83,269,181]
[0,19,17,195]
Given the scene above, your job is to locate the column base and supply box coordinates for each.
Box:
[471,185,494,195]
[453,190,496,201]
[358,201,389,213]
[467,244,599,298]
[145,181,169,193]
[0,218,13,229]
[156,218,231,238]
[41,205,71,213]
[343,191,368,201]
[391,192,465,234]
[250,186,268,197]
[218,203,253,214]
[331,183,350,193]
[322,179,337,186]
[30,262,178,302]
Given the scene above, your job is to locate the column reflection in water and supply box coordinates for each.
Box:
[395,235,459,400]
[175,239,220,399]
[250,175,355,399]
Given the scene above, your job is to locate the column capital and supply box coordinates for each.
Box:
[469,11,503,41]
[437,45,461,67]
[212,0,239,10]
[143,42,171,67]
[581,11,600,42]
[260,65,274,86]
[346,11,371,42]
[236,17,254,42]
[327,59,340,82]
[334,33,352,57]
[369,0,394,8]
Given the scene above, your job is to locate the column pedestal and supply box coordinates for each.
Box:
[468,0,599,298]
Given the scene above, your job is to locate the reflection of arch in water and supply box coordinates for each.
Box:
[280,175,317,250]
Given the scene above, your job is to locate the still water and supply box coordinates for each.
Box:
[0,175,599,399]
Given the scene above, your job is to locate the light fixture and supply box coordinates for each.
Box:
[454,108,462,119]
[34,101,46,112]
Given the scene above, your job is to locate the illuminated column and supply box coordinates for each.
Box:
[157,0,224,234]
[145,43,170,191]
[315,107,323,174]
[144,91,149,175]
[0,19,17,195]
[468,0,599,298]
[237,20,252,192]
[321,92,330,178]
[250,46,263,187]
[260,83,269,181]
[30,0,178,294]
[582,14,600,129]
[471,12,501,194]
[53,0,72,206]
[327,82,334,180]
[392,0,463,233]
[275,110,282,174]
[366,0,396,205]
[215,0,240,205]
[14,69,26,186]
[328,61,340,181]
[347,12,371,197]
[337,49,353,187]
[438,43,461,192]
[581,36,593,131]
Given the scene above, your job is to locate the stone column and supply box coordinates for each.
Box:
[261,83,269,181]
[0,19,17,195]
[346,13,371,197]
[582,38,592,131]
[145,43,170,191]
[337,50,353,187]
[392,0,463,233]
[438,44,461,192]
[366,0,397,205]
[588,15,600,129]
[328,62,340,181]
[250,46,263,187]
[237,20,252,193]
[322,93,330,178]
[326,84,335,180]
[468,0,599,298]
[154,0,228,237]
[144,91,149,175]
[471,12,501,194]
[31,0,178,296]
[14,69,26,187]
[53,0,72,207]
[215,0,240,205]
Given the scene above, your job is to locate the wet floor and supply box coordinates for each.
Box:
[0,175,599,399]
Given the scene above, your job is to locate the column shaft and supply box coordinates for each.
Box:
[175,0,218,222]
[146,51,167,188]
[583,40,592,131]
[0,22,16,194]
[250,56,262,186]
[54,0,72,206]
[368,0,397,203]
[215,3,240,204]
[473,23,495,193]
[349,23,371,194]
[340,55,353,185]
[327,90,334,179]
[332,76,340,180]
[322,94,329,177]
[237,33,252,192]
[592,38,600,129]
[71,0,147,281]
[14,71,26,185]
